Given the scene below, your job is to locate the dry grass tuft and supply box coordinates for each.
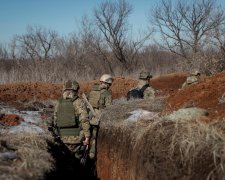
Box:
[0,129,55,180]
[167,119,225,179]
[97,97,225,180]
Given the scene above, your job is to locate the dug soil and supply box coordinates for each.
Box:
[0,71,225,121]
[1,71,225,179]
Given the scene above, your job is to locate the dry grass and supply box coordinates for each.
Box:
[166,119,225,179]
[97,97,225,180]
[0,128,55,180]
[101,97,165,126]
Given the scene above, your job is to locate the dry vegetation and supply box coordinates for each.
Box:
[0,130,54,180]
[97,98,225,180]
[1,0,225,179]
[1,71,225,179]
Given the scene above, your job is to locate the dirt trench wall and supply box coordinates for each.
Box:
[96,103,225,180]
[96,123,177,180]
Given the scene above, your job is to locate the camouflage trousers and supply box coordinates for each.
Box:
[61,135,84,159]
[89,125,98,159]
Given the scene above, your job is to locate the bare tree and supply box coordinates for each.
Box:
[151,0,224,60]
[94,0,132,68]
[15,25,59,60]
[94,0,153,72]
[213,23,225,58]
[79,15,115,74]
[0,44,8,60]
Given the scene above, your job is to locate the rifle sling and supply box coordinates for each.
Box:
[140,84,149,93]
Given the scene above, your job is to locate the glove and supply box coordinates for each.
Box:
[83,137,89,145]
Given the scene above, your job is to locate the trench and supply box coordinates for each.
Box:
[45,137,99,179]
[3,99,225,180]
[0,103,99,180]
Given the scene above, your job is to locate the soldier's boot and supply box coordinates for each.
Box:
[89,139,96,159]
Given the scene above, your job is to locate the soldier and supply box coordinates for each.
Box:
[53,80,90,160]
[86,74,113,159]
[127,71,155,100]
[181,70,201,88]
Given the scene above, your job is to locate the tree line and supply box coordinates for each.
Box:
[0,0,225,83]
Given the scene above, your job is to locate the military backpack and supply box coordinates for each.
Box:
[56,96,80,136]
[88,84,103,109]
[127,84,149,101]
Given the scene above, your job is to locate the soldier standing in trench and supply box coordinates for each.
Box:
[85,74,113,160]
[127,71,155,100]
[53,80,91,162]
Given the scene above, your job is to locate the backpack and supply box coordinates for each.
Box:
[56,96,80,136]
[88,84,102,108]
[56,97,78,128]
[127,84,149,101]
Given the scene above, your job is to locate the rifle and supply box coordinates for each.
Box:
[47,117,60,139]
[82,93,96,117]
[80,145,89,166]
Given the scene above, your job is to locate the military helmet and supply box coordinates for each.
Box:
[190,70,200,76]
[139,71,152,80]
[100,74,113,84]
[63,80,80,91]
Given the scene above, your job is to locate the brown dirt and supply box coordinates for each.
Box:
[1,71,225,124]
[1,71,225,179]
[165,71,225,120]
[0,114,24,126]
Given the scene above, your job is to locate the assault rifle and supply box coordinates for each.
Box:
[80,145,89,166]
[47,117,60,139]
[82,93,96,117]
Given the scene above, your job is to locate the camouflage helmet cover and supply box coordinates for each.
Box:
[63,80,80,91]
[139,71,152,80]
[100,74,113,84]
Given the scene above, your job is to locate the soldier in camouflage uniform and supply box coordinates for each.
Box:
[128,71,155,100]
[87,74,113,159]
[53,80,90,160]
[182,70,201,89]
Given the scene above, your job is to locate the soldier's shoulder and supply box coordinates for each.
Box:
[73,96,82,104]
[187,76,198,83]
[91,83,101,91]
[146,86,155,90]
[101,89,111,96]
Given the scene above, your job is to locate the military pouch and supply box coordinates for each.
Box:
[90,117,100,126]
[59,127,80,136]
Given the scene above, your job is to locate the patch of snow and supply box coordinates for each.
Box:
[0,104,45,134]
[0,152,17,161]
[4,122,45,134]
[19,111,42,124]
[127,108,159,122]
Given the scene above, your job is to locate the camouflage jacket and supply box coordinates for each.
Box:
[87,83,112,125]
[88,83,112,110]
[182,76,200,88]
[133,80,155,99]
